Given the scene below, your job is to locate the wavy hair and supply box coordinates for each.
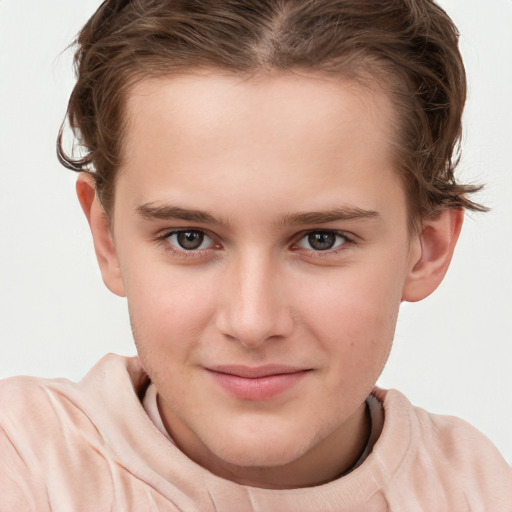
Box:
[57,0,487,225]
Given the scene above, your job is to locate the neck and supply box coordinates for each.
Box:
[161,398,371,489]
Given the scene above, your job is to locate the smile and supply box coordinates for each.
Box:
[206,365,311,401]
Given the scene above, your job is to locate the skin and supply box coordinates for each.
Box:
[78,71,463,489]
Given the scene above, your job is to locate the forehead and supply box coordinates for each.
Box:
[123,71,393,154]
[116,71,406,224]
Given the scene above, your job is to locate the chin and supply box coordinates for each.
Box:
[206,426,315,468]
[217,444,303,468]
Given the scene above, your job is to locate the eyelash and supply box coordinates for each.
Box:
[156,229,220,260]
[293,230,354,254]
[156,228,355,260]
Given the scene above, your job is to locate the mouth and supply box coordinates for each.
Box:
[205,365,311,401]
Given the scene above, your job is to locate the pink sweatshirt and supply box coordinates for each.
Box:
[1,354,511,511]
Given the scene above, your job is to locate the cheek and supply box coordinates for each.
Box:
[123,263,216,354]
[297,258,404,369]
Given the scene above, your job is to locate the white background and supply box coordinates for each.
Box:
[1,1,511,464]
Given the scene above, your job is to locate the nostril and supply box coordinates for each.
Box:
[216,306,294,349]
[215,260,294,346]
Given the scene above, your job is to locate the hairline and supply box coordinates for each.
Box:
[99,62,424,233]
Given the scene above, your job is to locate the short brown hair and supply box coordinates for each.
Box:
[58,0,486,225]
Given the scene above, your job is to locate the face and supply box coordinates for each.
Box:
[106,71,421,487]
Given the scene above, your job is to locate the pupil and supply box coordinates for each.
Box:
[308,232,335,251]
[177,231,204,250]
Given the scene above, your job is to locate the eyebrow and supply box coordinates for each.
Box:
[137,203,380,226]
[283,207,380,225]
[137,204,219,224]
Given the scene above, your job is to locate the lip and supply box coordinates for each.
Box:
[206,365,310,401]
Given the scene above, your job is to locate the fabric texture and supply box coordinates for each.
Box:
[1,354,511,512]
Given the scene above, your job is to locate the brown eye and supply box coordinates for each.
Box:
[178,231,204,250]
[308,232,336,251]
[167,230,210,250]
[297,231,348,252]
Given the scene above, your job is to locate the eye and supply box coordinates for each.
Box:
[296,231,349,251]
[166,230,214,251]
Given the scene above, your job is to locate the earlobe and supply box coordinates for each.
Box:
[76,173,126,297]
[402,208,464,302]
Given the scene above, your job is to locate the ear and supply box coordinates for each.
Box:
[76,173,126,297]
[402,208,464,302]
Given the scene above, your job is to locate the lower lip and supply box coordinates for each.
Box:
[208,370,308,401]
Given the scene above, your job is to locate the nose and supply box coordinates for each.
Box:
[215,250,294,349]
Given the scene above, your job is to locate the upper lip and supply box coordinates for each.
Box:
[207,365,309,379]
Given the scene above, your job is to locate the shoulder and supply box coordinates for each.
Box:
[375,388,512,511]
[0,373,80,441]
[0,372,91,510]
[410,398,510,480]
[1,354,137,428]
[0,361,110,470]
[0,354,146,445]
[0,355,149,510]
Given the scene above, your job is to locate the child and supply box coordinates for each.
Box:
[1,0,511,510]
